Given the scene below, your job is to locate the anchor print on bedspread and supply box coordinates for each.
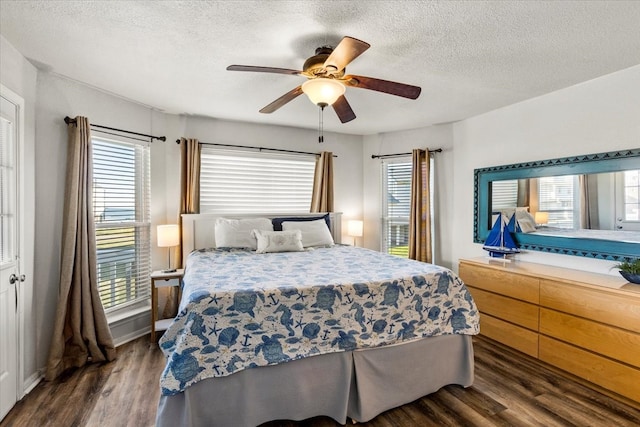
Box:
[159,246,480,395]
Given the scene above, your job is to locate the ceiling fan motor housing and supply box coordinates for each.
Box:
[303,46,344,77]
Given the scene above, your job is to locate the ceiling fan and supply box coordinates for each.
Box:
[227,36,421,124]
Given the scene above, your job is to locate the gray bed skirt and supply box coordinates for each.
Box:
[156,334,474,427]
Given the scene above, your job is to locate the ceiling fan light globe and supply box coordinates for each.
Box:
[302,79,345,106]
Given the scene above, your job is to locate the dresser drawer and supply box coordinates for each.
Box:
[459,262,539,303]
[469,286,539,331]
[540,308,640,369]
[539,335,640,403]
[479,313,539,358]
[540,280,640,334]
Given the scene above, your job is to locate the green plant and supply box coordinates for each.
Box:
[614,258,640,275]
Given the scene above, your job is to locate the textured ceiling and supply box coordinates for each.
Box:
[2,1,640,135]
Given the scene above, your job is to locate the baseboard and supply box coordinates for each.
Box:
[109,309,151,347]
[21,371,43,398]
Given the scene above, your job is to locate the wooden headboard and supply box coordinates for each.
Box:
[181,212,342,260]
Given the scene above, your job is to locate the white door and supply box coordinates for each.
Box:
[615,171,640,231]
[0,89,21,420]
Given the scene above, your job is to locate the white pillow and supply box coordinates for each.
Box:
[214,217,273,249]
[515,210,537,233]
[282,219,334,247]
[252,229,304,253]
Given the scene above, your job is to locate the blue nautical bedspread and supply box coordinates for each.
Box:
[159,245,479,395]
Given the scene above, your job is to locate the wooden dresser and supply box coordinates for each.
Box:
[459,257,640,404]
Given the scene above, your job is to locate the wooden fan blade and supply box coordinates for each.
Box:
[344,74,421,99]
[259,86,304,114]
[324,37,370,73]
[332,95,356,123]
[227,65,302,75]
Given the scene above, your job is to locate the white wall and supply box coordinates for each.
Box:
[0,35,38,393]
[181,116,364,233]
[360,65,639,275]
[451,65,640,275]
[362,125,456,269]
[150,113,364,239]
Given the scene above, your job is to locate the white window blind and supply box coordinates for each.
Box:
[491,180,518,210]
[200,148,315,214]
[92,138,151,311]
[538,175,576,228]
[382,161,412,258]
[381,159,435,258]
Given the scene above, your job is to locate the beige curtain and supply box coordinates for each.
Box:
[579,174,599,229]
[408,149,432,263]
[46,116,116,380]
[580,175,590,229]
[164,137,200,317]
[310,151,334,212]
[517,179,530,208]
[174,137,201,268]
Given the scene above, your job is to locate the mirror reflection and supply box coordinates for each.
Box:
[490,170,640,243]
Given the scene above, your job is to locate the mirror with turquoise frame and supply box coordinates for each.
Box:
[474,148,640,261]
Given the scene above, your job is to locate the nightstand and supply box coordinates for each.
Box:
[150,269,184,342]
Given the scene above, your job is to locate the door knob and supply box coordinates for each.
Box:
[9,274,25,284]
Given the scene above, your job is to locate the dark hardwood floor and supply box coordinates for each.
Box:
[2,335,639,427]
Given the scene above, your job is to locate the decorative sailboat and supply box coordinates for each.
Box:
[483,213,520,260]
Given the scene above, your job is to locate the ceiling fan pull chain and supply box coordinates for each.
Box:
[318,104,325,143]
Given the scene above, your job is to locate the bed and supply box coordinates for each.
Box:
[156,213,479,426]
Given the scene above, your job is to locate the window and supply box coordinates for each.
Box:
[92,138,150,312]
[199,149,316,214]
[491,179,518,210]
[0,113,15,265]
[381,159,434,258]
[538,175,578,228]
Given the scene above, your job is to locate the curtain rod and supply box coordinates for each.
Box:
[175,139,338,158]
[371,148,442,159]
[64,116,166,142]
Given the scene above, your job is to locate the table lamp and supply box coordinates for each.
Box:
[157,224,179,272]
[347,220,363,246]
[534,212,549,227]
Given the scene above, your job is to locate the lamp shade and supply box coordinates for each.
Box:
[534,212,549,225]
[347,220,364,237]
[157,224,180,247]
[302,79,346,106]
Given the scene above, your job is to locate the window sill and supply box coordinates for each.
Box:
[106,301,150,325]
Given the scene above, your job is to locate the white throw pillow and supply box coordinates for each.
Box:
[214,217,273,249]
[516,210,537,233]
[252,229,304,253]
[282,219,334,247]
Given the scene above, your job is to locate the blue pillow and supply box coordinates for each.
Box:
[272,214,331,231]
